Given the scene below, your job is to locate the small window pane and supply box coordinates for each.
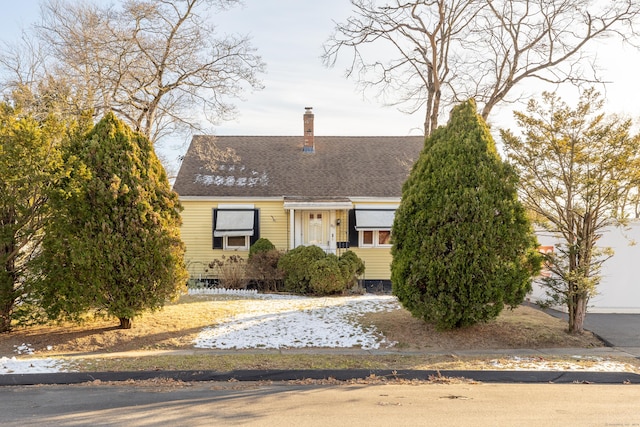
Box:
[227,235,246,247]
[379,230,391,245]
[362,230,373,245]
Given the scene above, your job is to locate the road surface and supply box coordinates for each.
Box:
[2,381,639,426]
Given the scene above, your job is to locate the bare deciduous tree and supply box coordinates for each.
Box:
[1,0,265,145]
[323,0,640,135]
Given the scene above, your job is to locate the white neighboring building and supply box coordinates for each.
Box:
[530,221,640,313]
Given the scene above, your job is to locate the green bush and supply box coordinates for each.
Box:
[309,254,345,295]
[278,245,326,294]
[338,250,365,289]
[249,238,276,259]
[277,247,366,296]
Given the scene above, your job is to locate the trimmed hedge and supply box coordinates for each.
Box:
[248,237,276,259]
[278,246,365,295]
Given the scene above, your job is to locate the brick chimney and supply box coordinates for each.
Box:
[303,107,314,153]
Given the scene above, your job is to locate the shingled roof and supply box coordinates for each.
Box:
[173,135,425,198]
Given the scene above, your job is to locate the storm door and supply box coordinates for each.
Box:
[303,211,329,250]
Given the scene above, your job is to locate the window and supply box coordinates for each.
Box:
[359,230,392,247]
[350,207,396,248]
[225,235,250,250]
[213,205,259,250]
[362,230,374,245]
[378,230,391,245]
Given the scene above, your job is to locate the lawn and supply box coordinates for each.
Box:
[2,291,632,374]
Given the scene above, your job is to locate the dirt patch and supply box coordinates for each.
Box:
[360,304,602,350]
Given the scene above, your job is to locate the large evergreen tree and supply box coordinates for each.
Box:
[0,103,69,332]
[391,100,540,329]
[35,112,187,329]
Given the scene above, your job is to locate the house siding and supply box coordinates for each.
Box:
[531,222,640,313]
[349,247,394,281]
[346,200,399,281]
[180,197,402,283]
[180,199,288,281]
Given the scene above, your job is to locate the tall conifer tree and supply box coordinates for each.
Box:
[0,104,69,332]
[36,112,187,329]
[391,100,540,329]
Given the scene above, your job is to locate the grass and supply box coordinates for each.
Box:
[71,352,640,373]
[1,293,634,373]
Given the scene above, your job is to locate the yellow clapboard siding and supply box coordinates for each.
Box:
[180,199,288,280]
[349,247,394,281]
[180,198,400,281]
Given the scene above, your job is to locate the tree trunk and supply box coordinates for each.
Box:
[568,294,588,334]
[0,279,14,332]
[118,317,132,329]
[0,309,11,334]
[0,252,16,334]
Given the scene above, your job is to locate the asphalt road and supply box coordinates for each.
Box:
[2,382,640,427]
[2,309,640,425]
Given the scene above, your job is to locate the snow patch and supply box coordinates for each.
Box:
[14,343,34,355]
[1,356,72,375]
[194,294,400,350]
[194,170,268,187]
[490,356,636,372]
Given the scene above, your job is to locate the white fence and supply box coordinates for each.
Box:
[188,287,258,296]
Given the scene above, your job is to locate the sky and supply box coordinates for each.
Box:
[1,1,640,170]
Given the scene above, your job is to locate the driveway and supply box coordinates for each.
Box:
[585,313,640,348]
[547,309,640,357]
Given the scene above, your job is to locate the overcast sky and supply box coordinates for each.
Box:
[1,1,640,168]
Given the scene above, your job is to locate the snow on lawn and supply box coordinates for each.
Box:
[1,356,72,375]
[194,293,400,350]
[488,356,636,372]
[1,343,73,375]
[2,291,637,374]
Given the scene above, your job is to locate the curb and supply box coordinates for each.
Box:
[2,369,640,386]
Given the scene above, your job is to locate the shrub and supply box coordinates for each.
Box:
[277,247,366,296]
[246,249,283,292]
[277,245,326,294]
[338,250,365,289]
[209,255,247,289]
[249,238,276,259]
[309,254,345,295]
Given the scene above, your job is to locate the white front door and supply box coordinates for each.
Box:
[303,211,329,249]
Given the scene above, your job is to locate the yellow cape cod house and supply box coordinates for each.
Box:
[173,108,424,290]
